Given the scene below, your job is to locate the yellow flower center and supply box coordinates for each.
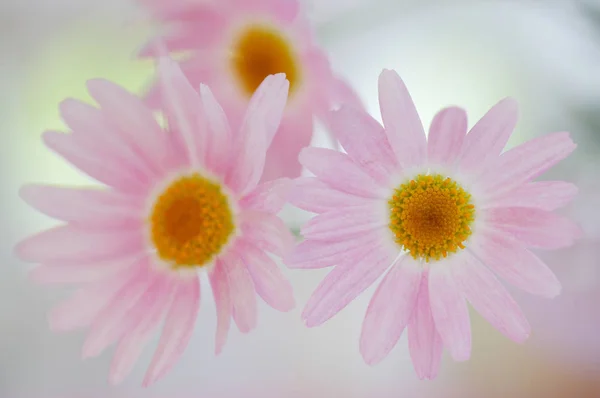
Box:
[150,174,235,269]
[231,24,300,98]
[388,174,475,262]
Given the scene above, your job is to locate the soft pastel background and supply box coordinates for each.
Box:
[1,0,599,397]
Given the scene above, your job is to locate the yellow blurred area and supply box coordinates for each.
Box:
[13,15,155,186]
[20,16,155,134]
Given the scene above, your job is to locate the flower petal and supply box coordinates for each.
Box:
[360,256,422,365]
[29,255,139,285]
[299,147,386,198]
[408,271,444,380]
[378,69,427,169]
[483,181,578,211]
[19,185,142,229]
[241,211,294,258]
[157,57,207,168]
[261,112,313,182]
[302,244,395,327]
[48,261,145,332]
[209,261,232,355]
[477,132,576,199]
[301,204,387,241]
[222,252,258,333]
[15,225,144,265]
[82,260,158,358]
[457,98,518,174]
[427,106,468,168]
[328,105,397,184]
[288,177,369,213]
[86,79,170,174]
[143,277,200,387]
[108,279,175,385]
[468,229,561,298]
[42,131,147,192]
[285,233,381,269]
[428,263,471,362]
[236,241,295,312]
[485,207,582,249]
[227,74,290,195]
[239,178,292,214]
[199,84,233,176]
[59,99,158,181]
[453,252,531,343]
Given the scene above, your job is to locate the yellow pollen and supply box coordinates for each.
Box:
[231,24,300,98]
[150,174,235,269]
[388,174,475,262]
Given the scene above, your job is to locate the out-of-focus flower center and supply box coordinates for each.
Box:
[150,174,235,269]
[231,24,300,98]
[388,174,475,262]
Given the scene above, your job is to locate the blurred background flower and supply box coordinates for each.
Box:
[0,0,598,397]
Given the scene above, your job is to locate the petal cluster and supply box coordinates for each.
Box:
[139,0,362,181]
[288,69,580,379]
[16,59,295,386]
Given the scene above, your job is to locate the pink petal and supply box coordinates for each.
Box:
[59,99,156,180]
[477,132,576,199]
[240,211,294,258]
[453,252,531,343]
[301,204,386,241]
[328,105,397,184]
[457,98,518,174]
[42,131,147,192]
[408,271,444,380]
[239,178,292,214]
[222,252,258,333]
[302,244,395,327]
[143,278,200,387]
[485,207,582,249]
[484,181,578,211]
[15,225,144,265]
[226,74,290,195]
[428,263,471,361]
[48,261,146,332]
[19,185,142,229]
[468,229,561,298]
[156,57,208,168]
[82,262,158,358]
[29,255,139,285]
[377,69,427,169]
[298,147,386,198]
[108,279,175,385]
[236,241,295,312]
[360,256,422,365]
[288,177,369,213]
[427,106,468,168]
[260,113,313,182]
[86,79,170,175]
[285,233,381,269]
[327,76,364,111]
[209,261,232,355]
[199,84,233,176]
[138,10,226,57]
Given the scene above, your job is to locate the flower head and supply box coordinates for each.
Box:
[139,0,362,181]
[16,58,295,386]
[287,69,581,379]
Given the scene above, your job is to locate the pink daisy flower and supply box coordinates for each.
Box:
[287,69,581,379]
[139,0,362,181]
[15,58,295,386]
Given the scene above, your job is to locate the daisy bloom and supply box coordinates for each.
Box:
[15,58,295,386]
[287,69,581,379]
[139,0,362,181]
